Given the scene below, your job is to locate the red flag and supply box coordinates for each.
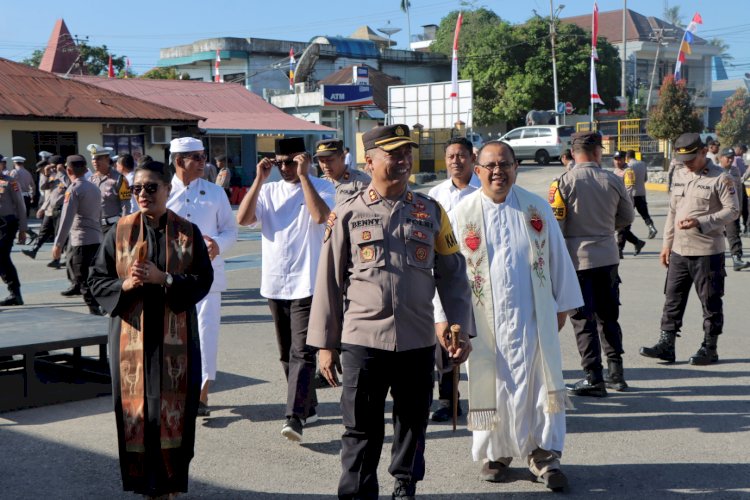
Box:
[107,55,115,78]
[214,50,221,83]
[450,12,463,99]
[692,13,703,24]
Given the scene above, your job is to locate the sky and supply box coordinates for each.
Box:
[1,0,748,79]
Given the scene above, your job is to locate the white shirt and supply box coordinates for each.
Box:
[255,176,336,300]
[427,174,481,211]
[124,171,136,214]
[167,175,238,293]
[344,152,353,168]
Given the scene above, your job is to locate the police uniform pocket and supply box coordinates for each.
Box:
[691,187,712,208]
[405,224,435,269]
[352,226,385,269]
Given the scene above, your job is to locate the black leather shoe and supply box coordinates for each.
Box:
[688,345,719,365]
[197,401,211,417]
[21,249,37,259]
[61,285,81,297]
[0,294,24,306]
[430,402,463,422]
[88,306,105,316]
[47,259,61,269]
[392,478,416,499]
[480,460,508,482]
[538,469,568,492]
[566,377,607,397]
[634,240,646,256]
[640,331,677,362]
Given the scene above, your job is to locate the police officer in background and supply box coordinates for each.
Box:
[115,154,137,214]
[10,156,35,218]
[214,154,232,199]
[315,138,371,205]
[51,155,103,314]
[550,132,634,396]
[613,151,646,258]
[0,167,28,305]
[307,124,474,499]
[87,144,132,234]
[706,139,720,164]
[641,134,739,365]
[717,148,750,271]
[625,150,658,239]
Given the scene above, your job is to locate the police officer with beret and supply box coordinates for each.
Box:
[307,124,475,499]
[0,166,28,305]
[641,134,740,365]
[549,132,634,396]
[87,144,132,233]
[314,138,371,205]
[52,155,103,314]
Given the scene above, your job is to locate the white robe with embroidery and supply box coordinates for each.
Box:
[462,188,582,461]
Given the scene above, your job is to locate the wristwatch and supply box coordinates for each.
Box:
[163,272,173,288]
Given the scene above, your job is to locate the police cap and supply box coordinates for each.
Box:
[362,124,418,152]
[571,131,602,147]
[673,133,704,161]
[721,147,735,157]
[314,138,344,158]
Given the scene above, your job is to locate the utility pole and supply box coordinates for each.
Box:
[621,0,627,106]
[646,28,675,110]
[549,0,564,126]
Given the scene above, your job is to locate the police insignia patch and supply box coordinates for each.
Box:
[369,189,378,202]
[362,230,371,241]
[415,246,428,262]
[405,191,414,203]
[324,211,337,242]
[361,245,375,262]
[723,176,736,195]
[64,191,71,203]
[412,229,427,240]
[11,181,19,192]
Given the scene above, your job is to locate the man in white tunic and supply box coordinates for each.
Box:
[435,141,582,492]
[428,136,481,422]
[167,137,238,416]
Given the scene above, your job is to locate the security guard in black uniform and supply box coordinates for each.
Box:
[640,134,739,365]
[0,169,28,305]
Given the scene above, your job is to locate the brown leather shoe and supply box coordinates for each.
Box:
[480,460,508,482]
[539,469,568,492]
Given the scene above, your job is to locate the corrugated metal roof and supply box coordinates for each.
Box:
[0,58,201,123]
[72,77,333,133]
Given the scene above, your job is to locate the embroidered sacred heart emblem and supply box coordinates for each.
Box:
[530,216,543,233]
[463,223,481,252]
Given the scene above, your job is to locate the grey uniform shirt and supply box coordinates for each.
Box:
[627,159,648,197]
[0,174,28,231]
[552,161,634,271]
[665,162,739,256]
[89,170,130,219]
[39,173,69,216]
[215,167,231,189]
[10,166,34,198]
[307,186,475,352]
[54,178,103,247]
[324,168,371,206]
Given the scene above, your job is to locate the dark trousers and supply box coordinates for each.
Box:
[0,216,20,294]
[22,196,31,218]
[31,212,60,252]
[660,252,725,338]
[741,189,748,229]
[570,264,624,373]
[617,225,641,250]
[633,195,653,226]
[70,244,99,309]
[724,218,743,257]
[267,297,317,420]
[338,344,434,500]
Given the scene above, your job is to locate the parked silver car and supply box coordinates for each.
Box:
[498,125,575,165]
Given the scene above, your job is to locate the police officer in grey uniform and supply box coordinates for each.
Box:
[625,150,658,238]
[717,148,750,271]
[549,132,634,396]
[0,169,28,305]
[51,155,103,315]
[307,124,474,500]
[214,154,232,199]
[10,156,35,219]
[87,144,131,234]
[22,155,69,263]
[314,138,371,205]
[641,134,739,365]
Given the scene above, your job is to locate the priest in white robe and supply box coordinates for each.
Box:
[434,141,583,492]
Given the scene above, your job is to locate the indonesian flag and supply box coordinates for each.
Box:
[214,50,221,83]
[590,2,604,105]
[289,47,296,90]
[107,55,115,78]
[674,12,702,81]
[450,12,463,99]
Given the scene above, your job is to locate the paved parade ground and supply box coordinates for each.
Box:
[1,164,749,499]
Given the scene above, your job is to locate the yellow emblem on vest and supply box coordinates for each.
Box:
[623,169,636,188]
[548,180,566,220]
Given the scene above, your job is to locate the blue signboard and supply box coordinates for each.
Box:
[322,85,374,107]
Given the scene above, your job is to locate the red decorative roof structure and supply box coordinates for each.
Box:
[38,19,83,74]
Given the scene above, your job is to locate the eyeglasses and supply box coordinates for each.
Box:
[477,161,514,172]
[274,159,297,168]
[131,183,161,195]
[181,153,207,161]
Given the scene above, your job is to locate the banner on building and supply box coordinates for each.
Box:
[322,85,374,106]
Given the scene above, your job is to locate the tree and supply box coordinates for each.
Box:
[646,75,702,146]
[663,5,684,28]
[708,38,733,63]
[715,87,750,146]
[77,42,125,76]
[21,49,44,68]
[431,9,620,125]
[400,0,412,51]
[140,67,190,80]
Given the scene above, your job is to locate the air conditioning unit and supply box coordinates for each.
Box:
[294,82,306,94]
[150,126,171,144]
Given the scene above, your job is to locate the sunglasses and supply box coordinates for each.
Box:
[274,159,297,168]
[131,183,161,195]
[182,153,207,161]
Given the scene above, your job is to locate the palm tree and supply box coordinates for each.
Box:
[400,0,412,50]
[708,38,733,62]
[663,5,684,28]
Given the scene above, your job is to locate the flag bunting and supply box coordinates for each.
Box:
[450,12,463,99]
[674,12,702,81]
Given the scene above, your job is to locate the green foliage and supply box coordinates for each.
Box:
[21,49,44,68]
[715,87,750,146]
[430,9,620,126]
[140,67,190,80]
[400,0,410,13]
[646,76,702,142]
[708,38,733,62]
[78,42,125,76]
[663,5,684,28]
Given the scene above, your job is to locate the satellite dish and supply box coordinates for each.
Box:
[294,43,320,84]
[377,21,401,47]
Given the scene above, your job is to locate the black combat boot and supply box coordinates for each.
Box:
[566,369,607,397]
[688,335,719,365]
[604,358,628,391]
[0,289,24,306]
[639,331,677,362]
[647,223,658,239]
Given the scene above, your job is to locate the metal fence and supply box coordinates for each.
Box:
[576,118,662,155]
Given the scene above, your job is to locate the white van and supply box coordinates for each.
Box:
[499,125,575,165]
